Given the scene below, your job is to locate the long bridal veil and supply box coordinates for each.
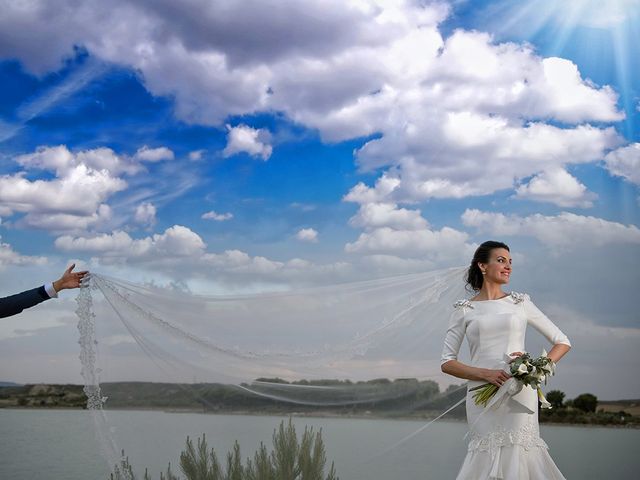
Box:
[76,265,470,476]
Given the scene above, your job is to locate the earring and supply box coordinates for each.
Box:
[481,270,486,275]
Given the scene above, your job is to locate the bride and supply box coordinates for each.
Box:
[441,241,571,479]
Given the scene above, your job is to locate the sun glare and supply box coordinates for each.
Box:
[558,0,638,28]
[491,0,639,37]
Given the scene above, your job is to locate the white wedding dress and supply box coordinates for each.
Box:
[441,292,571,480]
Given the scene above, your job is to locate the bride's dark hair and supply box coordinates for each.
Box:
[466,240,510,291]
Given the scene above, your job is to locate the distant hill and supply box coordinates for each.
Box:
[0,381,21,387]
[0,379,457,416]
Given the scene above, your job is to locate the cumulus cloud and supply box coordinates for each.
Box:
[55,225,206,259]
[18,145,142,176]
[344,175,402,204]
[345,225,472,259]
[351,117,620,202]
[134,146,175,162]
[0,1,624,205]
[189,150,205,161]
[1,158,126,216]
[54,226,352,287]
[343,193,473,265]
[19,204,114,233]
[514,168,596,207]
[348,202,429,230]
[0,145,179,234]
[223,124,272,160]
[201,210,233,221]
[295,228,318,243]
[202,249,283,274]
[199,250,353,285]
[462,209,640,248]
[604,143,640,185]
[0,237,47,267]
[134,202,156,227]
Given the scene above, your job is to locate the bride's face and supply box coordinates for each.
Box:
[480,248,512,285]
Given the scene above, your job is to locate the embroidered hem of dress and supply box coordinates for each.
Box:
[467,423,549,456]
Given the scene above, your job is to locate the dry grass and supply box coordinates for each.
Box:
[598,401,640,416]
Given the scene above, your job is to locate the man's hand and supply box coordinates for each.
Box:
[52,264,89,292]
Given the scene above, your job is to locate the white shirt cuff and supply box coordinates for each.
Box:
[45,282,58,299]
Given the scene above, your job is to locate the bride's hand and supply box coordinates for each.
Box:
[482,369,511,387]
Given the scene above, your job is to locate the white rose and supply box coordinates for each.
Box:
[517,364,528,375]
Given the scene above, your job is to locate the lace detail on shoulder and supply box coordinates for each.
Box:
[453,299,474,309]
[509,291,528,304]
[467,420,548,458]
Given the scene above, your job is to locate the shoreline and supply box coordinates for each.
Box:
[3,405,638,429]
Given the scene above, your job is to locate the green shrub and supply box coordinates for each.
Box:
[110,419,338,480]
[572,393,598,413]
[545,390,565,409]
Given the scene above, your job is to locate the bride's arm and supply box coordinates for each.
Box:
[523,294,571,364]
[547,343,570,363]
[441,360,511,387]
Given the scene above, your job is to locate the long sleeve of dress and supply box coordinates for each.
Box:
[441,307,466,365]
[523,295,571,347]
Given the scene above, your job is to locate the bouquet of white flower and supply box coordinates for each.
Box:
[470,350,555,408]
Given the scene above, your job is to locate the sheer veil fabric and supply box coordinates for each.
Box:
[76,266,474,474]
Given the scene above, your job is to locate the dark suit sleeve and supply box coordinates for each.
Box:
[0,286,51,319]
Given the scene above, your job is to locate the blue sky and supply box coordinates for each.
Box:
[0,0,639,398]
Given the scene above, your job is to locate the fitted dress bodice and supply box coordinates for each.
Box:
[441,292,571,480]
[442,292,570,370]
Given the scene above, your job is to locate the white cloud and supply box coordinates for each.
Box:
[134,146,175,162]
[202,249,283,274]
[0,1,623,205]
[343,175,401,204]
[223,124,272,160]
[199,250,353,284]
[0,237,47,267]
[348,202,429,230]
[604,143,640,185]
[0,145,184,234]
[55,225,206,259]
[515,168,596,207]
[201,210,233,221]
[19,204,113,233]
[0,161,126,216]
[189,150,205,161]
[344,193,473,265]
[17,145,142,176]
[352,116,620,202]
[295,228,318,243]
[536,57,623,123]
[462,209,640,248]
[134,202,156,227]
[345,225,472,261]
[289,202,317,212]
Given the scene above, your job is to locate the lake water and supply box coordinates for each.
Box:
[1,409,638,479]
